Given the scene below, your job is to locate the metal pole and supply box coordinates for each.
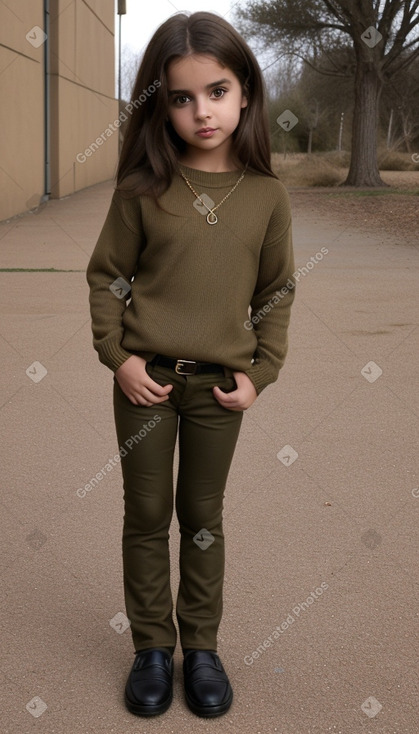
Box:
[387,108,393,150]
[338,111,344,152]
[44,0,50,198]
[117,1,126,154]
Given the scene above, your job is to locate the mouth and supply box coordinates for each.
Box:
[196,128,217,137]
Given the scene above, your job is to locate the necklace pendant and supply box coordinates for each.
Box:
[206,211,218,225]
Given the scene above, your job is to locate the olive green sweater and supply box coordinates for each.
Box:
[86,164,295,395]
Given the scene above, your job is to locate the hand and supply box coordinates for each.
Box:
[213,371,258,411]
[115,355,173,406]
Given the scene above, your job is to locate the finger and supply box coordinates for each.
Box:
[213,387,239,409]
[212,386,226,405]
[132,394,156,407]
[136,393,169,406]
[135,381,171,401]
[133,386,173,405]
[123,385,165,406]
[147,389,172,403]
[143,377,173,397]
[214,389,248,412]
[213,385,237,400]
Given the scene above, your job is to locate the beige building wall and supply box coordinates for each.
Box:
[49,0,118,199]
[0,0,117,222]
[0,0,45,221]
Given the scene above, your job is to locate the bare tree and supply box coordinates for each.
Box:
[296,48,355,151]
[121,45,142,102]
[236,0,419,186]
[383,59,419,152]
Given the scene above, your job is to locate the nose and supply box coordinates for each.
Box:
[194,95,211,120]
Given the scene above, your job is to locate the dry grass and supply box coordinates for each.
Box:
[271,153,345,187]
[378,151,418,171]
[272,154,419,245]
[289,188,418,247]
[272,151,419,188]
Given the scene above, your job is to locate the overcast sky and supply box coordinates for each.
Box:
[116,0,241,56]
[114,0,272,98]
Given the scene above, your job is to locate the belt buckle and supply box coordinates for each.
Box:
[175,359,197,375]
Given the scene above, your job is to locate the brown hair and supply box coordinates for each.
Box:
[116,11,277,203]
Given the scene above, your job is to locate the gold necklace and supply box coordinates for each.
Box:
[178,166,247,224]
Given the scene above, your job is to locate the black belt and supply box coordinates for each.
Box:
[151,354,224,375]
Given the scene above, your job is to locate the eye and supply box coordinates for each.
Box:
[211,87,226,99]
[172,94,191,105]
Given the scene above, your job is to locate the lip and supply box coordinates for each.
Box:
[196,128,217,137]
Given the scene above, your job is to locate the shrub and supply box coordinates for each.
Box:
[271,154,345,187]
[378,151,412,171]
[321,150,351,168]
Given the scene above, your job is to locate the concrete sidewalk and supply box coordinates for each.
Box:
[0,180,417,734]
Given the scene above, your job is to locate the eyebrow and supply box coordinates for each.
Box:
[168,78,232,96]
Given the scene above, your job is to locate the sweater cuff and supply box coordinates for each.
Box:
[244,360,279,395]
[97,338,134,373]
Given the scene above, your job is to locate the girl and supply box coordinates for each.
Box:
[86,10,295,719]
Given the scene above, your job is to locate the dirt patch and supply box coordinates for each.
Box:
[286,171,418,247]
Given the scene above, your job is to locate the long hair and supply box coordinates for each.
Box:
[116,11,277,203]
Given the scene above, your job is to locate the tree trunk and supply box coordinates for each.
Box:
[401,112,413,153]
[307,128,313,154]
[344,59,386,186]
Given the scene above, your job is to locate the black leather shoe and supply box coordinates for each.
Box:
[125,647,173,716]
[183,650,233,717]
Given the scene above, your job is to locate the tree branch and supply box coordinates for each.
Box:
[321,0,352,28]
[382,1,419,69]
[385,45,419,75]
[378,0,404,41]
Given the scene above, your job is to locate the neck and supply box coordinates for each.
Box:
[177,150,241,173]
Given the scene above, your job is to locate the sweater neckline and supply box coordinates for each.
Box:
[177,163,247,188]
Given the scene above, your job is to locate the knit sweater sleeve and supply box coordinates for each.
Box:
[86,190,144,372]
[244,184,295,394]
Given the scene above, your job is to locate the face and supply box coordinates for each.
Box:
[166,54,248,162]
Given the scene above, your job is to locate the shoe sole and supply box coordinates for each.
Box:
[184,688,233,718]
[125,690,173,717]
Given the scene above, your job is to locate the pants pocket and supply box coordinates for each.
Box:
[217,375,237,394]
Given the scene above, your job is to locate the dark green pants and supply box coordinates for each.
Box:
[113,361,243,653]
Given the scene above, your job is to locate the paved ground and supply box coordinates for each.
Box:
[0,180,418,734]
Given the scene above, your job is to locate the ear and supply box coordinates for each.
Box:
[241,83,249,109]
